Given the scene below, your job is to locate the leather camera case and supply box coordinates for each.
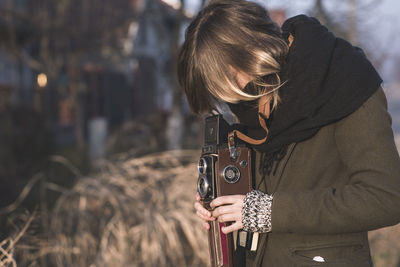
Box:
[207,146,253,267]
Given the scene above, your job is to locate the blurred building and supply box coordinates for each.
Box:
[130,0,178,115]
[0,20,34,106]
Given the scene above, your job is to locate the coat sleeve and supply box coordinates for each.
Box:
[271,87,400,234]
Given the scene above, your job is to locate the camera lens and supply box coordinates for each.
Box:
[198,157,207,174]
[222,165,240,184]
[197,176,210,199]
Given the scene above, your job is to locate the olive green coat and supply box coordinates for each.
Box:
[246,88,400,267]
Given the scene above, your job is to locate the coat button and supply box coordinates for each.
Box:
[313,256,325,262]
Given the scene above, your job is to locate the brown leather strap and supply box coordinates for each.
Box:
[288,34,294,47]
[230,96,270,145]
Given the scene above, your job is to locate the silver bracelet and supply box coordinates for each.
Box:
[242,190,273,233]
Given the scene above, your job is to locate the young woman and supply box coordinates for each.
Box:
[177,0,400,266]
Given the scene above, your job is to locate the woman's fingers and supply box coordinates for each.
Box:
[221,221,243,234]
[202,221,210,230]
[194,198,215,222]
[210,195,245,208]
[195,194,245,231]
[212,204,242,223]
[212,204,241,218]
[196,210,215,221]
[217,212,242,223]
[194,201,209,215]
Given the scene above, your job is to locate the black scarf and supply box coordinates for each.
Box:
[229,15,382,154]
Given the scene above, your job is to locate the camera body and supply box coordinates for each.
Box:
[198,114,254,267]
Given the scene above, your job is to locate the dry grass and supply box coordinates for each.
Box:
[0,213,34,267]
[6,146,400,266]
[15,150,209,267]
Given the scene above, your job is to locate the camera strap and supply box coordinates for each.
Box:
[229,96,271,146]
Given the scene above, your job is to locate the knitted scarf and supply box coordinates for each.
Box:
[228,15,382,176]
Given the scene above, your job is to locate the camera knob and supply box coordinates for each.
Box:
[222,165,241,184]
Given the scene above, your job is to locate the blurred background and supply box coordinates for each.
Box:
[0,0,399,266]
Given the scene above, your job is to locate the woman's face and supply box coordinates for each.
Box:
[235,71,253,91]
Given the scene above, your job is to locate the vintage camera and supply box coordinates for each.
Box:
[197,114,255,267]
[197,115,254,208]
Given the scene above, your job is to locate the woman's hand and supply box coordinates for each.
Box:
[211,195,245,234]
[194,193,245,234]
[194,193,215,230]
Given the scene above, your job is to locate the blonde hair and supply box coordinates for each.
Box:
[178,0,289,114]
